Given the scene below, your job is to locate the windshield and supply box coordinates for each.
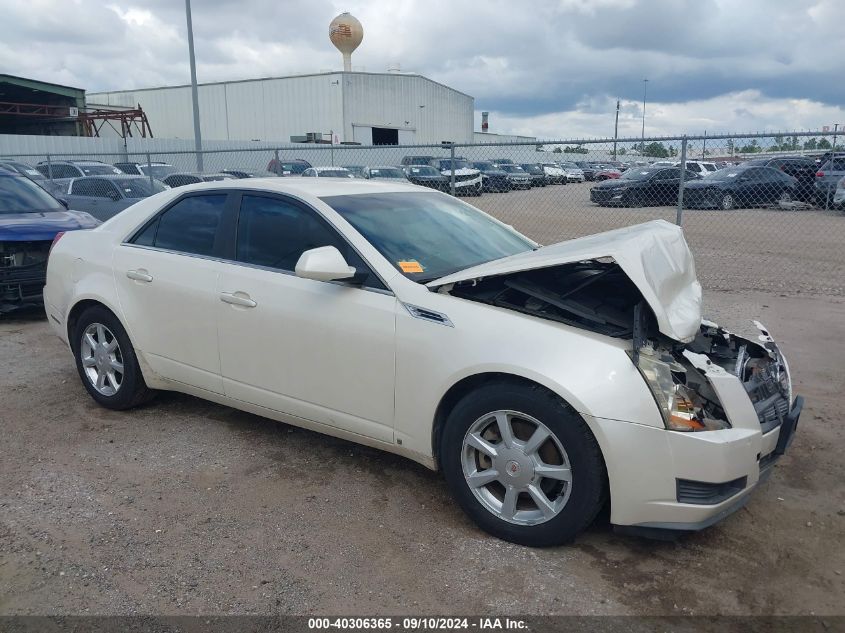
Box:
[620,168,658,181]
[407,166,440,176]
[521,164,541,173]
[368,168,405,179]
[78,164,121,176]
[0,174,64,214]
[560,162,578,169]
[318,169,353,178]
[114,178,168,198]
[705,167,745,181]
[140,164,178,179]
[434,159,471,171]
[500,165,526,173]
[322,191,534,282]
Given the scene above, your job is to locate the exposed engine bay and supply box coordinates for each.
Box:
[444,259,792,433]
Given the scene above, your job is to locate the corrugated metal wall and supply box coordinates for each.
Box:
[87,72,472,144]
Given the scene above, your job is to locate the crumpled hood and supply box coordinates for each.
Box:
[0,210,101,241]
[428,220,703,342]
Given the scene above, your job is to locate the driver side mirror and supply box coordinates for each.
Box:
[295,246,356,282]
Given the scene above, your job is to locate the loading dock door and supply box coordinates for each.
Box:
[371,127,399,145]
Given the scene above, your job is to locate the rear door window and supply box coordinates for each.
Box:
[130,194,228,257]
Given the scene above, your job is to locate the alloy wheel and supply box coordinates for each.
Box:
[80,323,124,396]
[461,410,573,526]
[721,194,734,210]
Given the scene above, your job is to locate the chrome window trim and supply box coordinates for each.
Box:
[119,243,394,297]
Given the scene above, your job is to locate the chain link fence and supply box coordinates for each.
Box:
[3,130,843,296]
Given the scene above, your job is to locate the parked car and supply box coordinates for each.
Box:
[558,162,586,183]
[57,176,169,221]
[0,166,99,314]
[36,160,122,179]
[301,167,355,179]
[401,155,437,167]
[539,163,567,185]
[162,173,237,188]
[472,162,511,193]
[342,165,367,179]
[114,162,179,180]
[221,169,274,179]
[814,156,845,207]
[590,167,698,207]
[403,165,449,191]
[267,158,312,176]
[833,176,845,210]
[497,164,531,190]
[679,161,720,178]
[683,165,796,210]
[0,158,48,183]
[575,162,596,181]
[45,178,801,546]
[490,158,514,166]
[362,166,408,181]
[741,157,817,202]
[594,166,622,181]
[520,163,548,187]
[429,158,483,196]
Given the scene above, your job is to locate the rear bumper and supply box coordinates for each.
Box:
[589,395,803,533]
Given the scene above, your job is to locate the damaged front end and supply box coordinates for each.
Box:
[0,240,51,313]
[439,255,800,458]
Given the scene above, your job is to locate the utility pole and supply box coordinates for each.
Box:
[613,99,620,161]
[702,130,706,159]
[641,79,648,156]
[185,0,203,172]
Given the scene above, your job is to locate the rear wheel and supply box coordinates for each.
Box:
[72,305,154,410]
[441,382,605,546]
[720,193,734,210]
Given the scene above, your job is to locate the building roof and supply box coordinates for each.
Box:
[88,71,473,101]
[0,74,85,98]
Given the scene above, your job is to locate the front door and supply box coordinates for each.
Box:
[216,193,397,442]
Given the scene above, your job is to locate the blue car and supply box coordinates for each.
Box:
[0,167,99,314]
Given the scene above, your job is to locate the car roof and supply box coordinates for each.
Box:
[155,177,425,198]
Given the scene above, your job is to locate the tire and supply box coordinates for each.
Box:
[441,381,606,547]
[720,193,734,210]
[626,192,642,208]
[778,190,792,205]
[72,305,154,410]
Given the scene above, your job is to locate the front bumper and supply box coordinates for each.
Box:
[0,260,47,313]
[591,327,801,533]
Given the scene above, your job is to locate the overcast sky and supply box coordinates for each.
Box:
[1,0,843,138]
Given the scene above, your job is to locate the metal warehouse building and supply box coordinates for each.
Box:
[88,71,474,145]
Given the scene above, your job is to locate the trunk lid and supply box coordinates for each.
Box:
[427,220,702,343]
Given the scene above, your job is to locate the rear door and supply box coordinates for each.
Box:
[113,192,234,394]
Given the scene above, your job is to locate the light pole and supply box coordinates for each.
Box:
[613,99,620,161]
[641,79,648,156]
[185,0,203,172]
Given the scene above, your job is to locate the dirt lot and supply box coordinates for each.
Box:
[1,188,844,617]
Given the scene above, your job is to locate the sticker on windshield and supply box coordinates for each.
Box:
[398,260,424,274]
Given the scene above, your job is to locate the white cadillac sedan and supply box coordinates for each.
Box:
[44,178,802,546]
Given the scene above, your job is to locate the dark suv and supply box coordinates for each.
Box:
[744,156,817,202]
[401,155,438,167]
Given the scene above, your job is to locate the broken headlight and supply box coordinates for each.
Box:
[634,350,729,432]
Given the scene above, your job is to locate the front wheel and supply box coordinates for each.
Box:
[72,305,154,410]
[441,382,606,546]
[720,193,734,210]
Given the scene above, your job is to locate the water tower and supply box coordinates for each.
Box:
[329,12,363,72]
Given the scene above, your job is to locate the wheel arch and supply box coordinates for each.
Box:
[430,371,608,481]
[66,297,124,351]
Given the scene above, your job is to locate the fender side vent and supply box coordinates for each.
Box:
[676,476,747,505]
[403,303,454,327]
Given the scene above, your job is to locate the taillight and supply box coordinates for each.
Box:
[49,231,66,254]
[816,171,825,177]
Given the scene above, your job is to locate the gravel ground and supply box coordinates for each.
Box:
[1,188,843,616]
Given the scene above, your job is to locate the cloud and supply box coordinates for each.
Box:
[0,0,841,136]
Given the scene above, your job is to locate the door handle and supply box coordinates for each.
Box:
[219,291,257,308]
[126,269,153,282]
